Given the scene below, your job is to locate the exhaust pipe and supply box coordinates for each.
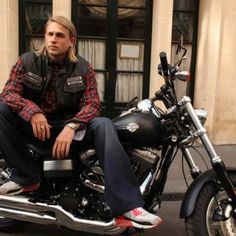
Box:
[0,195,124,235]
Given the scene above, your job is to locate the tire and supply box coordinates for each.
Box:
[185,174,236,236]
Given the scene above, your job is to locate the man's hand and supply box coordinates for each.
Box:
[30,113,51,141]
[52,126,75,159]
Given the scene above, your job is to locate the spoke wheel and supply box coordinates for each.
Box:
[206,190,236,235]
[185,173,236,236]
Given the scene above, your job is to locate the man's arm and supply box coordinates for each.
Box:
[67,64,102,129]
[0,58,43,122]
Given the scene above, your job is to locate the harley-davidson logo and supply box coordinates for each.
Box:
[127,122,139,132]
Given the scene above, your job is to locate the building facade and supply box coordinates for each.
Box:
[0,0,235,145]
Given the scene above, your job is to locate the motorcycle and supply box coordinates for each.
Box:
[0,41,235,236]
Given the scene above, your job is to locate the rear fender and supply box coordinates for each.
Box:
[180,167,236,218]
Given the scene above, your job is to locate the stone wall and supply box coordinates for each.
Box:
[194,0,236,144]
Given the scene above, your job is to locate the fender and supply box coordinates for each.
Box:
[180,167,236,218]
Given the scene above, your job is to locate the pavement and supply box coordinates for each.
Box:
[163,144,236,198]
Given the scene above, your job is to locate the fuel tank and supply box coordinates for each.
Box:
[113,109,165,147]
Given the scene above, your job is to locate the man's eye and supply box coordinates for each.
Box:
[56,33,65,38]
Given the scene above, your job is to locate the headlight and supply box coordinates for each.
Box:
[194,109,207,125]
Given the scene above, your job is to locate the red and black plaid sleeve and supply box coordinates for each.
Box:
[69,64,102,129]
[0,58,43,121]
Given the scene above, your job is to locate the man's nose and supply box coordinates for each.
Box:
[50,34,57,42]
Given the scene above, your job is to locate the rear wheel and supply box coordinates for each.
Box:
[185,175,236,236]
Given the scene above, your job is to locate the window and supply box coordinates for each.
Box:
[72,0,153,117]
[19,0,52,55]
[171,0,199,100]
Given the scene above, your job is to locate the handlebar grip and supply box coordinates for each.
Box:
[159,52,169,77]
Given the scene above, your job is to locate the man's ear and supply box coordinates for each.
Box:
[70,37,76,47]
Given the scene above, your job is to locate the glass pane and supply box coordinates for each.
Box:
[77,6,107,37]
[115,73,143,102]
[118,8,145,38]
[118,0,146,7]
[25,3,52,34]
[172,13,193,42]
[174,0,196,11]
[95,73,105,102]
[78,0,107,5]
[117,42,144,71]
[78,39,106,70]
[25,37,44,52]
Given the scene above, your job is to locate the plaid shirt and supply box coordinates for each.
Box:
[0,57,101,130]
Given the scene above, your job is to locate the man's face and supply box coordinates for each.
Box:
[45,22,75,61]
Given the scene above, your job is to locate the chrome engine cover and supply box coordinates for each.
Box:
[43,159,74,178]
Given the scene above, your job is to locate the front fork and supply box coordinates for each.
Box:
[179,96,236,209]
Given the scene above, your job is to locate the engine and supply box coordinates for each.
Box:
[37,147,160,221]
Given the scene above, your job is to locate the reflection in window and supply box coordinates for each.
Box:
[118,8,145,38]
[77,5,107,37]
[173,0,195,11]
[25,4,51,34]
[78,0,107,5]
[118,0,146,7]
[20,0,52,53]
[172,13,194,42]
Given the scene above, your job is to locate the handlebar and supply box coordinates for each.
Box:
[159,52,169,77]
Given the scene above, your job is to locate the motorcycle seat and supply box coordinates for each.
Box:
[27,143,52,157]
[27,143,80,159]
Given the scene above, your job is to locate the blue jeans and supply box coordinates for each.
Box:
[0,104,143,216]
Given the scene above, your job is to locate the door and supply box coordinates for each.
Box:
[72,0,153,117]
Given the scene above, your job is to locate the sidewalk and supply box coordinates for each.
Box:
[163,144,236,198]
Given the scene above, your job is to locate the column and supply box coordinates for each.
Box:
[0,0,18,91]
[53,0,71,19]
[149,0,174,100]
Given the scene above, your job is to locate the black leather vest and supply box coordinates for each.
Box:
[21,52,89,119]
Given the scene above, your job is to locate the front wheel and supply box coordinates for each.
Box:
[185,177,236,235]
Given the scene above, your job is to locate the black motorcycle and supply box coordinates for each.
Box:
[0,43,235,236]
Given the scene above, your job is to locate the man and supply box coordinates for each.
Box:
[0,16,162,228]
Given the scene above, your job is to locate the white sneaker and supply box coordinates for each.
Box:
[0,180,40,195]
[118,207,162,229]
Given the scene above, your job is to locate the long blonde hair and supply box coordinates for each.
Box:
[36,16,78,62]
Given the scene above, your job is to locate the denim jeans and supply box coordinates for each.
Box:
[0,104,143,216]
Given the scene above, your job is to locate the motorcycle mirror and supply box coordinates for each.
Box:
[175,71,190,81]
[176,34,184,55]
[174,35,188,67]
